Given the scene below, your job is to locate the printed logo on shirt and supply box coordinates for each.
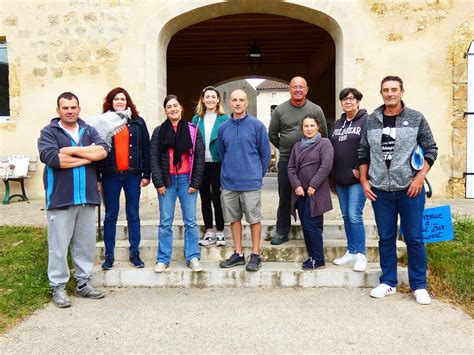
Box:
[331,126,362,142]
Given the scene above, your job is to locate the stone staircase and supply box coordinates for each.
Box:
[92,220,409,288]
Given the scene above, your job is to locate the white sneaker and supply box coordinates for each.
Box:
[353,253,368,272]
[189,257,203,272]
[154,262,167,273]
[199,231,216,246]
[215,231,226,246]
[333,251,357,265]
[413,289,431,305]
[370,283,396,298]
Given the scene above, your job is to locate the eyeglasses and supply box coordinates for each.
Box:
[341,96,357,102]
[290,85,307,90]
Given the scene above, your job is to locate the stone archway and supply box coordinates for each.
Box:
[142,0,356,127]
[166,13,336,121]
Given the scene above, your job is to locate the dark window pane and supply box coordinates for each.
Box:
[0,40,9,117]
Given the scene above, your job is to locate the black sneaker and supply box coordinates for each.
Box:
[102,255,114,270]
[302,257,314,270]
[302,258,325,270]
[270,232,289,245]
[219,252,245,268]
[246,253,262,272]
[129,252,145,268]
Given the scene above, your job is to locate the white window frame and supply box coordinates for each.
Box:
[466,41,474,198]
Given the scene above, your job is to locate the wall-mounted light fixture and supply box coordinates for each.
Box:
[248,41,262,74]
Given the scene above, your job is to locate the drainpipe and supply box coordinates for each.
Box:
[466,41,474,198]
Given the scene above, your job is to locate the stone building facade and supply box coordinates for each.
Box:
[0,0,472,199]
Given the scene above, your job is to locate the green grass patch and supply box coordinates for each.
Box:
[0,226,50,332]
[426,216,474,316]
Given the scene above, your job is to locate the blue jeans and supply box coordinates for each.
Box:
[296,196,324,263]
[335,183,366,254]
[102,172,142,256]
[371,187,427,290]
[157,174,200,264]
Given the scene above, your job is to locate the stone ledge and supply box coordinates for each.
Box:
[92,262,409,288]
[95,239,406,263]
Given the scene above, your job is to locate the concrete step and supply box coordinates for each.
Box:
[91,262,409,288]
[111,219,380,241]
[96,239,406,263]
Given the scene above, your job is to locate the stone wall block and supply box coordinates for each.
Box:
[37,53,48,62]
[84,13,97,22]
[370,3,387,16]
[451,117,467,129]
[48,15,59,26]
[416,16,428,32]
[64,11,78,24]
[453,83,467,100]
[18,30,31,38]
[453,63,467,83]
[9,67,20,97]
[2,16,17,26]
[453,100,467,118]
[51,39,63,47]
[387,33,403,41]
[31,41,47,50]
[52,68,63,78]
[56,51,72,62]
[68,66,82,75]
[447,178,466,198]
[33,67,48,77]
[96,48,114,59]
[76,50,91,62]
[89,66,99,75]
[75,26,86,35]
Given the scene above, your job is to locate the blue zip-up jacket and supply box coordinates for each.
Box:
[38,117,108,210]
[218,114,271,191]
[97,115,151,179]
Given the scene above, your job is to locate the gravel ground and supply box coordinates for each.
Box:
[1,288,472,354]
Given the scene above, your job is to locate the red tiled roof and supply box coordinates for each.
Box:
[256,79,289,91]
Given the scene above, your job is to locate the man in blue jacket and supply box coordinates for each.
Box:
[38,92,108,308]
[218,89,271,271]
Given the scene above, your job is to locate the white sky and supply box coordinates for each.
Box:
[246,78,265,89]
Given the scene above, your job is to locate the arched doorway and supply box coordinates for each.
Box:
[143,1,354,128]
[166,13,336,122]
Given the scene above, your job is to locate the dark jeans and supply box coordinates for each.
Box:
[102,172,142,256]
[199,162,224,231]
[296,195,324,263]
[277,160,323,236]
[371,187,427,290]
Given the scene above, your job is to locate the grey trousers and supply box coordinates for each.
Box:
[47,205,96,289]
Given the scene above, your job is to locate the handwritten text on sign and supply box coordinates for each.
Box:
[422,205,454,243]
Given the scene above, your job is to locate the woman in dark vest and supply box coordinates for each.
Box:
[98,87,151,270]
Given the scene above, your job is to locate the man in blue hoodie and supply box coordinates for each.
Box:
[218,89,271,272]
[38,92,108,308]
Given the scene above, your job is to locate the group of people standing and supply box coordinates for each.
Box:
[38,74,437,308]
